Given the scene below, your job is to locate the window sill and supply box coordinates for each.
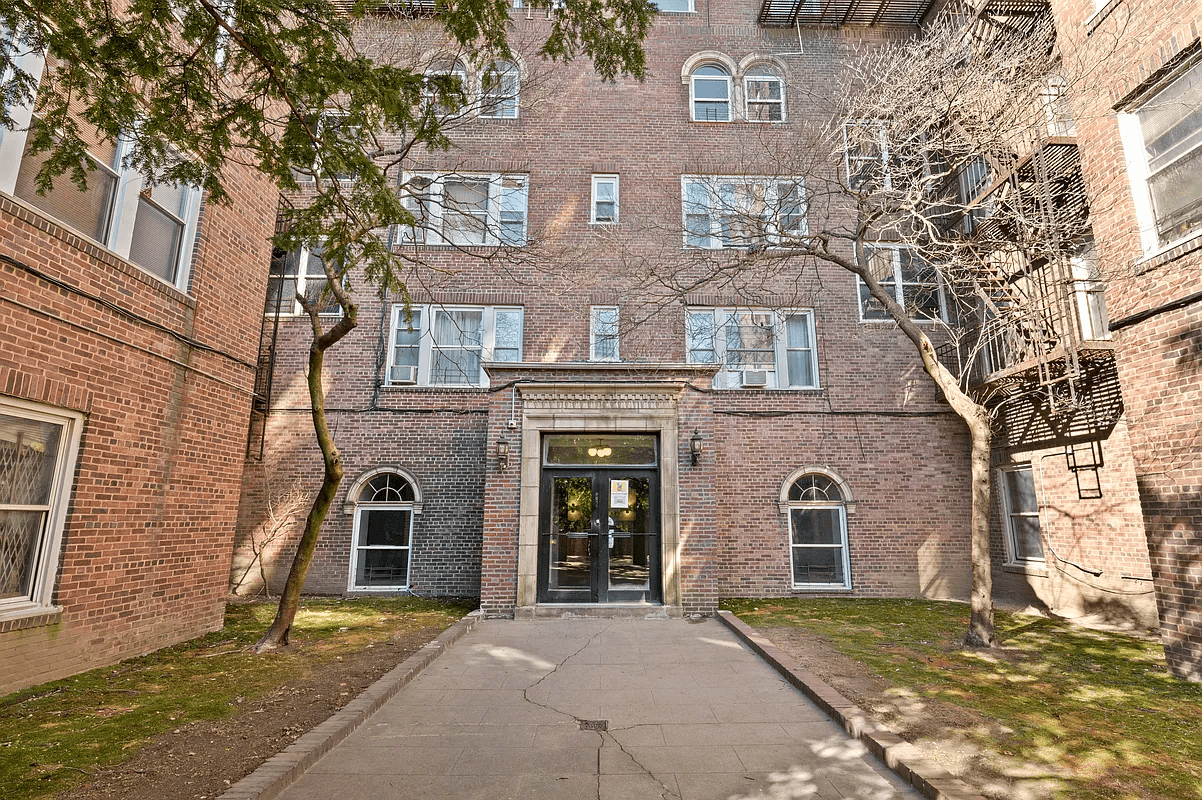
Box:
[1003,562,1049,578]
[791,587,853,594]
[0,605,64,633]
[381,383,488,392]
[1134,229,1202,275]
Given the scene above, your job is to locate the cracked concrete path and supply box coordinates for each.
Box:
[275,617,920,800]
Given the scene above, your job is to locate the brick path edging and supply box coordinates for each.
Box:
[219,610,483,800]
[716,610,989,800]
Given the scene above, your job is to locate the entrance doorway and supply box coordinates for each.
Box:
[537,435,661,604]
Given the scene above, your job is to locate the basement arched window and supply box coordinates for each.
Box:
[781,469,852,590]
[348,469,420,591]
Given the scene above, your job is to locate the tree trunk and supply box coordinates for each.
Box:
[845,257,997,647]
[255,327,348,651]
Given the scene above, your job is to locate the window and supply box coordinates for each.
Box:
[265,243,340,316]
[1041,78,1077,138]
[480,60,519,119]
[691,65,731,122]
[349,471,418,591]
[590,306,620,361]
[682,176,806,249]
[0,398,83,616]
[591,174,619,224]
[422,61,468,117]
[653,0,694,10]
[745,66,784,123]
[999,464,1044,563]
[1123,57,1202,248]
[843,120,889,190]
[1071,240,1108,341]
[318,112,360,183]
[386,304,523,387]
[784,472,851,590]
[401,173,528,246]
[686,308,818,390]
[857,245,946,323]
[0,51,202,289]
[957,154,993,234]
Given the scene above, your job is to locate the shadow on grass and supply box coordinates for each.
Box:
[722,598,1202,800]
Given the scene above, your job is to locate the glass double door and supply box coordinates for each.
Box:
[538,469,660,604]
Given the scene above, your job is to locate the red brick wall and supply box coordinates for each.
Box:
[0,159,276,695]
[1051,0,1202,677]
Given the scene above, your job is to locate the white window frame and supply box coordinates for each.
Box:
[783,472,852,591]
[681,175,807,250]
[590,174,619,224]
[385,304,524,388]
[998,463,1045,564]
[590,305,620,361]
[685,307,820,390]
[653,0,695,11]
[0,397,84,618]
[479,60,519,119]
[842,119,890,191]
[0,48,202,291]
[265,243,341,317]
[347,470,420,592]
[856,244,948,324]
[400,172,528,247]
[1118,55,1202,254]
[422,62,468,117]
[744,72,785,123]
[690,65,732,122]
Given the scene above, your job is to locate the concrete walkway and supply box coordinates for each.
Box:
[275,617,919,799]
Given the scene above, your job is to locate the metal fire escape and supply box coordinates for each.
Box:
[246,198,293,461]
[928,1,1122,498]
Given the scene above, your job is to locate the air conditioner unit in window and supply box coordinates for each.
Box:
[390,365,418,385]
[741,369,770,387]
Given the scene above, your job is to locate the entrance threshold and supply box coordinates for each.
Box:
[516,604,682,620]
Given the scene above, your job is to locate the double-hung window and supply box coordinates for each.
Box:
[349,471,418,592]
[422,62,468,117]
[785,472,851,590]
[1120,56,1202,249]
[857,245,946,323]
[590,306,620,361]
[480,60,519,119]
[682,176,806,249]
[386,304,523,387]
[745,67,784,123]
[686,308,818,390]
[265,243,339,316]
[690,65,731,122]
[999,464,1044,563]
[0,50,203,290]
[401,173,528,246]
[653,0,694,10]
[0,398,83,618]
[843,120,889,191]
[591,174,618,224]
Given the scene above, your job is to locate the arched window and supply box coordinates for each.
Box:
[744,64,784,123]
[349,470,420,591]
[782,470,852,589]
[691,65,731,122]
[480,60,520,119]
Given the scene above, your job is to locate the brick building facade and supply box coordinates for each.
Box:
[1047,0,1202,678]
[236,0,1159,635]
[0,46,277,692]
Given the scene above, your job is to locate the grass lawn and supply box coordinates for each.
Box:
[722,598,1202,800]
[0,597,475,800]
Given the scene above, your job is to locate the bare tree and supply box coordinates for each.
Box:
[603,1,1104,646]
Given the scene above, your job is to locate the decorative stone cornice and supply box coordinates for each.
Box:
[519,382,683,411]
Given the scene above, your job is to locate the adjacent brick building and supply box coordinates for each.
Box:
[236,0,1160,641]
[0,46,276,692]
[1046,0,1202,678]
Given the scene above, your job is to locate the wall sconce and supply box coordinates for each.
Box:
[497,436,510,471]
[690,429,703,467]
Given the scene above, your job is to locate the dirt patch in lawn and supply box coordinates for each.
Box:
[761,625,1067,800]
[53,625,444,800]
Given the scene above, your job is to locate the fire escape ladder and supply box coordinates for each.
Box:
[246,199,292,461]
